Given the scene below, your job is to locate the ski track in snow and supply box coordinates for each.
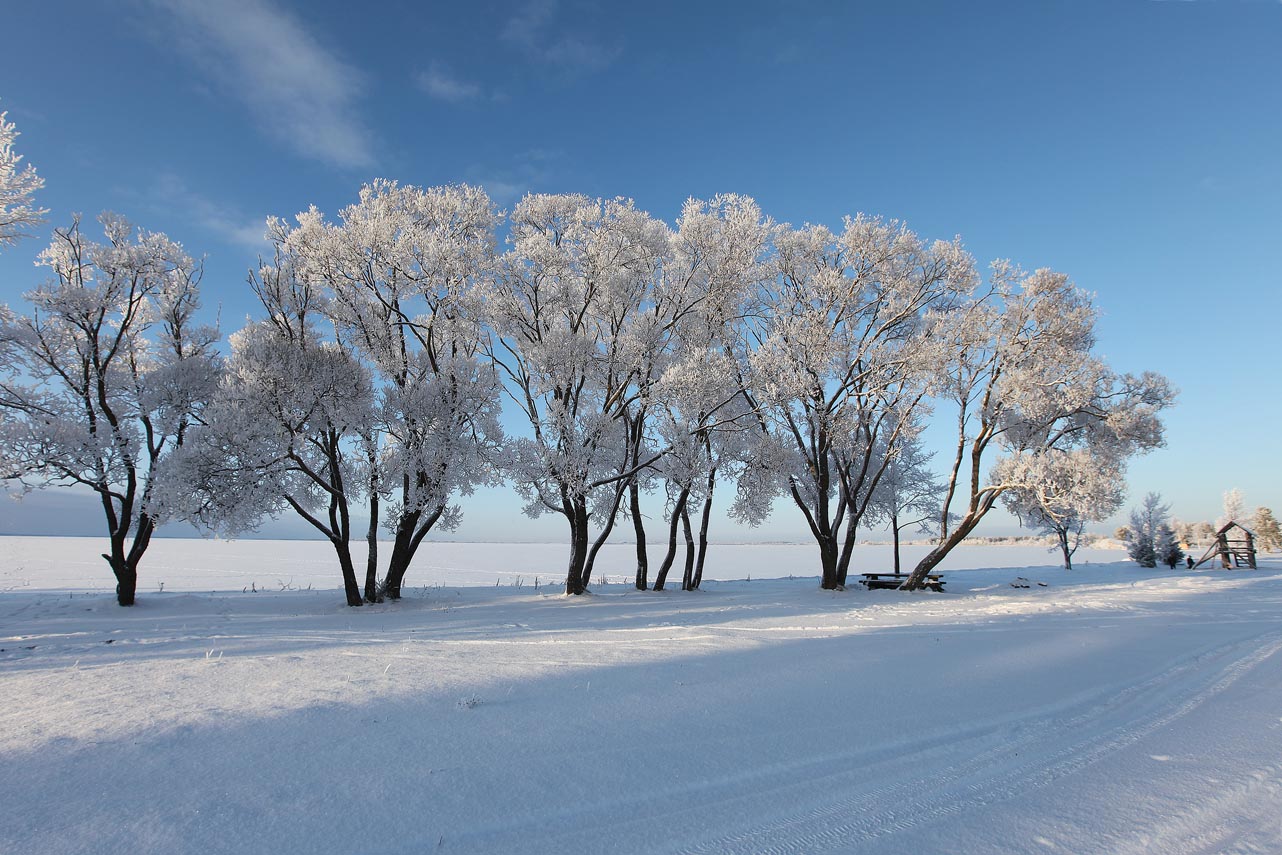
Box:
[673,634,1282,855]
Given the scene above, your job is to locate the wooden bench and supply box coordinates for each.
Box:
[859,573,945,592]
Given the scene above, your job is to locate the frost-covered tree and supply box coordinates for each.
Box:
[1171,518,1196,549]
[0,215,218,604]
[168,262,375,607]
[743,215,975,589]
[1000,447,1127,570]
[1219,487,1245,528]
[272,181,504,599]
[1127,492,1170,569]
[1252,507,1281,552]
[636,195,769,591]
[1155,523,1183,569]
[1193,520,1217,546]
[904,264,1174,589]
[647,351,756,591]
[484,194,670,595]
[0,103,46,248]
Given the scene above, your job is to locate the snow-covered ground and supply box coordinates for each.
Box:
[2,537,1280,854]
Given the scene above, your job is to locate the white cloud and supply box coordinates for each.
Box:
[416,63,484,103]
[500,0,619,72]
[150,172,269,255]
[467,148,565,207]
[144,0,375,169]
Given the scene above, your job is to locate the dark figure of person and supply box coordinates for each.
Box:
[1185,555,1194,569]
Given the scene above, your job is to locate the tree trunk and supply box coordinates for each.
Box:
[892,512,902,575]
[364,489,381,602]
[583,483,628,590]
[905,511,984,589]
[103,512,155,607]
[836,514,857,588]
[332,538,364,607]
[653,488,690,592]
[680,505,696,591]
[103,548,138,607]
[564,498,590,595]
[819,536,840,590]
[692,478,715,590]
[382,510,420,600]
[1058,527,1072,571]
[631,478,648,590]
[379,505,446,600]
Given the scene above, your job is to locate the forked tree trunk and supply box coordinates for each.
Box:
[1057,527,1073,571]
[103,549,139,607]
[102,511,155,606]
[380,505,445,600]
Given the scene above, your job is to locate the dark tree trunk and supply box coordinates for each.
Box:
[103,548,138,607]
[380,505,445,600]
[680,505,696,590]
[332,538,364,607]
[364,489,381,602]
[836,513,857,588]
[631,478,648,590]
[819,536,840,590]
[892,512,902,575]
[583,483,627,590]
[564,498,590,595]
[653,488,690,592]
[905,509,986,589]
[1058,527,1073,571]
[382,513,417,600]
[692,475,715,590]
[102,511,154,607]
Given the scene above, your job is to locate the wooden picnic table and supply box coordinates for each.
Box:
[858,572,945,592]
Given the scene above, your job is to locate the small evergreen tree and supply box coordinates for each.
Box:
[1253,507,1282,552]
[1155,524,1183,568]
[1127,492,1169,569]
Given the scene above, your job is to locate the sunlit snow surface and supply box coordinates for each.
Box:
[3,537,1280,854]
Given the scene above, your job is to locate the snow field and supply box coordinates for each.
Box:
[2,538,1280,854]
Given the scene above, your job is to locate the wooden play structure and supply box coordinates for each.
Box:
[1192,521,1258,569]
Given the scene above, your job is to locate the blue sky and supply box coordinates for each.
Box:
[1,0,1279,540]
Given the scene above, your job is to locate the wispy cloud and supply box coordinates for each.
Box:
[415,63,485,103]
[148,172,269,256]
[142,0,375,169]
[500,0,620,72]
[467,148,565,207]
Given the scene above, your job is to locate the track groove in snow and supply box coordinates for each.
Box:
[673,634,1282,854]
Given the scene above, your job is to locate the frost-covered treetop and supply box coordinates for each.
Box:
[0,104,46,248]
